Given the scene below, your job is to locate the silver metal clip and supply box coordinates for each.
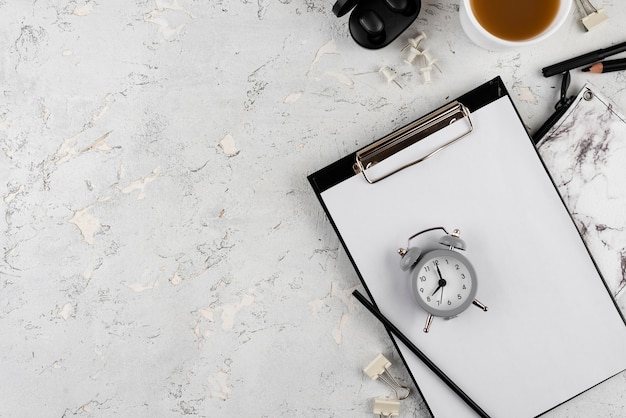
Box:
[354,101,473,184]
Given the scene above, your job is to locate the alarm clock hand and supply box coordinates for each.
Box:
[431,264,446,296]
[431,285,442,297]
[435,263,444,280]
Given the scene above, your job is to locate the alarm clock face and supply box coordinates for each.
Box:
[411,249,478,317]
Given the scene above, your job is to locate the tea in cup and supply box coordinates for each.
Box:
[459,0,572,50]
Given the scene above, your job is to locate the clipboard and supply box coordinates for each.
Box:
[308,77,626,417]
[537,83,626,300]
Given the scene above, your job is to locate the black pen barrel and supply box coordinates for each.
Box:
[542,41,626,77]
[352,290,491,418]
[542,51,602,77]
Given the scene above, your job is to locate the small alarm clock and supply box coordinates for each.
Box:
[398,227,487,333]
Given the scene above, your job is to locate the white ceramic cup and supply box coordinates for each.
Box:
[459,0,572,50]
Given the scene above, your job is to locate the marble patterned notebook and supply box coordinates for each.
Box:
[537,84,626,299]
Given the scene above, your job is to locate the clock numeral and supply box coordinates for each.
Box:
[424,266,431,272]
[433,259,439,266]
[460,273,465,280]
[426,296,431,302]
[445,258,449,264]
[419,287,424,293]
[457,294,462,300]
[462,284,467,290]
[419,275,426,282]
[455,264,460,270]
[447,300,452,305]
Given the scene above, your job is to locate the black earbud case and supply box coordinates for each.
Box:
[333,0,421,49]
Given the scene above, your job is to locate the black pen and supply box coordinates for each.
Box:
[582,58,626,73]
[352,290,491,418]
[542,41,626,77]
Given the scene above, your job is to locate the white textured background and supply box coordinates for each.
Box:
[1,1,625,417]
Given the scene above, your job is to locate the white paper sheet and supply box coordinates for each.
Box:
[320,96,626,417]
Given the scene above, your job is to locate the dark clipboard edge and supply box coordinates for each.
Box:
[538,368,626,417]
[307,77,507,418]
[306,76,626,417]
